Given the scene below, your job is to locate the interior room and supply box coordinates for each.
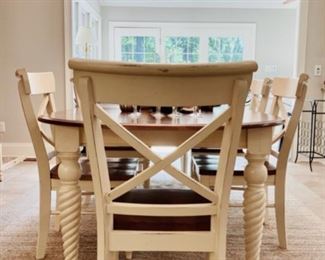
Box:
[0,0,324,259]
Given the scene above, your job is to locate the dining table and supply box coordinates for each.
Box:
[38,105,284,260]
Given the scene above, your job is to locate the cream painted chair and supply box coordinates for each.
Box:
[16,69,140,259]
[192,74,309,249]
[249,78,272,112]
[191,78,272,160]
[70,59,257,260]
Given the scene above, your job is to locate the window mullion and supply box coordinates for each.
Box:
[200,32,209,63]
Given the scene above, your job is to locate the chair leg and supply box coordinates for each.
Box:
[143,179,150,188]
[275,180,287,249]
[208,253,218,260]
[125,251,133,259]
[107,252,119,260]
[54,190,60,232]
[208,247,226,260]
[142,159,150,188]
[36,185,52,259]
[264,185,269,225]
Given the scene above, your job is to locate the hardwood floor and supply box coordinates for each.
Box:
[285,160,325,221]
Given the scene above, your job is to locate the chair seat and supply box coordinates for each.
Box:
[50,158,139,181]
[113,189,210,231]
[193,155,276,176]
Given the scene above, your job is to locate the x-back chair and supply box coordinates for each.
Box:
[192,74,308,249]
[16,69,140,259]
[191,77,272,160]
[70,58,257,260]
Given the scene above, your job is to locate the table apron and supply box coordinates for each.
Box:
[78,128,250,148]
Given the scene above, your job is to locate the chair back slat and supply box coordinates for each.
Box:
[70,59,257,107]
[250,78,272,112]
[270,74,308,129]
[16,69,56,147]
[270,74,308,165]
[27,72,56,95]
[271,77,299,98]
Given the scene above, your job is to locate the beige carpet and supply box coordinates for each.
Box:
[0,161,325,259]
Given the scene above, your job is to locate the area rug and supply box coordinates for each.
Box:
[0,162,324,259]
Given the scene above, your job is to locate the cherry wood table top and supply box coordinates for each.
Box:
[38,105,284,129]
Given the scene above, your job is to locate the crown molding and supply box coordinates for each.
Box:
[98,0,297,9]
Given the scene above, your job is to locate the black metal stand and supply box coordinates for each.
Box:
[295,99,325,171]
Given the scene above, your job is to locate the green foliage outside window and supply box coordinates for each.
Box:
[120,35,244,63]
[121,36,159,63]
[208,37,244,62]
[165,37,200,63]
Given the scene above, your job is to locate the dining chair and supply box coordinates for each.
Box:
[192,74,309,249]
[16,69,140,259]
[70,59,257,260]
[191,77,272,160]
[249,78,272,112]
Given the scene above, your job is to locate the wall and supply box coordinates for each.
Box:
[83,0,101,14]
[0,0,65,155]
[101,7,297,79]
[304,0,325,98]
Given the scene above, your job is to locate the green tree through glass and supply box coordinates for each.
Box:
[165,37,199,63]
[208,37,243,62]
[121,36,157,63]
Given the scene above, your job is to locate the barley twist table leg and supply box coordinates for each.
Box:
[55,125,81,260]
[243,152,267,260]
[58,152,81,260]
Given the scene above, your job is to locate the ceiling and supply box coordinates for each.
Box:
[98,0,298,9]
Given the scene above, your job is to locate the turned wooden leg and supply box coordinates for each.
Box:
[243,153,267,260]
[264,186,269,226]
[55,126,81,260]
[58,152,81,260]
[54,190,61,232]
[181,150,191,175]
[243,127,272,260]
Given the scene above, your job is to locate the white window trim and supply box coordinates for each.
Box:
[108,22,256,62]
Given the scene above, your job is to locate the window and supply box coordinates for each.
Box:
[120,36,158,62]
[109,22,255,64]
[113,28,160,62]
[208,37,244,62]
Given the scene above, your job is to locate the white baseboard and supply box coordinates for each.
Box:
[2,143,35,158]
[2,142,55,159]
